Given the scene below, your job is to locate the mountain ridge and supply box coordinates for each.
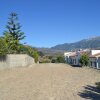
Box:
[51,36,100,51]
[37,36,100,55]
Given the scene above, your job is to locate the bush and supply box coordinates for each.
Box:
[56,56,65,63]
[51,59,57,63]
[0,38,8,55]
[33,51,39,63]
[39,59,51,63]
[80,54,89,66]
[23,46,39,63]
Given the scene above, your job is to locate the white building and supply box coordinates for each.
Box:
[64,52,76,64]
[89,52,100,69]
[64,49,100,69]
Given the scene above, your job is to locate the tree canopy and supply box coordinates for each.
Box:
[4,12,25,54]
[80,53,89,66]
[0,12,39,63]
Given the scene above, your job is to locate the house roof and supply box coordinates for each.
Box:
[89,53,100,58]
[69,52,77,57]
[69,50,89,57]
[78,50,90,55]
[64,50,100,58]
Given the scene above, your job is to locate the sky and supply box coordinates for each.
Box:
[0,0,100,47]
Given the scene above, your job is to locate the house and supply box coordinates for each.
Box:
[64,50,89,66]
[64,52,76,64]
[64,49,100,69]
[89,53,100,69]
[64,52,77,65]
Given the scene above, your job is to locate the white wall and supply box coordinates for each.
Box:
[91,50,100,55]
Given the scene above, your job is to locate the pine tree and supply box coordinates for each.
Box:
[4,12,25,53]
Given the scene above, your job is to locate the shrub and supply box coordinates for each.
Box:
[56,56,65,63]
[80,53,89,66]
[51,59,57,63]
[33,51,39,63]
[39,59,51,63]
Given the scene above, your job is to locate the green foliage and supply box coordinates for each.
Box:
[24,46,39,63]
[80,53,89,66]
[33,51,39,63]
[39,59,51,63]
[50,56,65,63]
[4,12,25,54]
[51,56,65,63]
[0,12,39,63]
[56,56,65,63]
[39,55,51,63]
[48,56,53,60]
[0,37,8,55]
[51,59,57,63]
[25,46,34,57]
[3,33,20,54]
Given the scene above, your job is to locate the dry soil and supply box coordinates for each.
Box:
[0,63,99,100]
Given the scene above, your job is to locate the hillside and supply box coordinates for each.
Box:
[51,36,100,51]
[37,47,65,56]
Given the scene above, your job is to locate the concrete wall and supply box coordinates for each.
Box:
[0,54,35,69]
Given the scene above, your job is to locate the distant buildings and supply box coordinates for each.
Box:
[64,49,100,69]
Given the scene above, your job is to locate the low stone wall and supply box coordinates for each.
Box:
[0,54,35,69]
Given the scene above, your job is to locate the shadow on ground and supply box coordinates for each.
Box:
[78,85,100,100]
[71,65,82,68]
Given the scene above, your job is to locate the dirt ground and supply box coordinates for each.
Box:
[0,63,100,100]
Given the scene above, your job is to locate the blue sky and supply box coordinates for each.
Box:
[0,0,100,47]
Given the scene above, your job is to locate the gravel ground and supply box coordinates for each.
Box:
[0,63,100,100]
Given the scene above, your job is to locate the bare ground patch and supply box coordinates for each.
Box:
[0,63,99,100]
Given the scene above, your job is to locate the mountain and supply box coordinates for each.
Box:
[36,36,100,55]
[51,36,100,51]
